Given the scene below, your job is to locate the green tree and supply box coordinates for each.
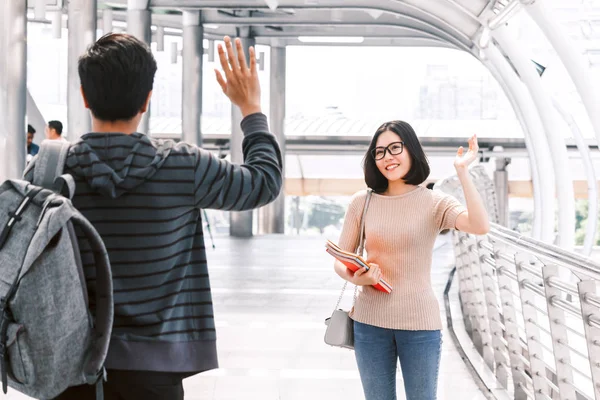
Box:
[308,201,345,234]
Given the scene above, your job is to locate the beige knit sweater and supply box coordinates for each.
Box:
[339,186,466,331]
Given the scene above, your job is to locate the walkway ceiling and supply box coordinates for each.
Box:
[99,0,509,50]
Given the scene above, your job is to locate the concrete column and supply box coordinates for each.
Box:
[67,0,96,140]
[230,36,256,238]
[493,156,510,227]
[127,0,151,134]
[0,0,27,180]
[182,11,203,146]
[259,45,286,234]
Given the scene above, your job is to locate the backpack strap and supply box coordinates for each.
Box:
[32,140,73,197]
[69,213,113,392]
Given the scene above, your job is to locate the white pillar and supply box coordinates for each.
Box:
[482,43,554,242]
[182,11,203,146]
[230,36,256,238]
[1,0,27,180]
[493,24,575,249]
[259,45,286,234]
[522,0,600,153]
[67,0,96,140]
[127,0,151,134]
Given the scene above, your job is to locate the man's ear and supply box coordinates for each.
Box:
[80,85,90,109]
[140,90,153,113]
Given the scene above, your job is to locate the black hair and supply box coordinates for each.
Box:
[78,33,157,121]
[48,120,63,135]
[27,124,36,134]
[363,120,430,193]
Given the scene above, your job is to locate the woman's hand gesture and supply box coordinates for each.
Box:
[454,134,479,171]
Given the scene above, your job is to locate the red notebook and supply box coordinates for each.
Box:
[326,240,392,294]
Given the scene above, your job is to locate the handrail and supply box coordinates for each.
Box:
[437,165,600,400]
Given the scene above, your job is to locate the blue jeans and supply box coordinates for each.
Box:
[354,321,442,400]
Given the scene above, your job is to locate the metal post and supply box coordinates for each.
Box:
[464,234,495,368]
[494,243,530,399]
[453,233,475,337]
[514,252,551,399]
[230,36,256,238]
[127,0,151,134]
[259,45,286,234]
[481,43,552,242]
[494,25,575,250]
[102,8,113,35]
[522,0,600,154]
[182,11,203,147]
[156,26,165,52]
[67,0,96,140]
[577,280,600,397]
[542,265,577,400]
[1,0,27,180]
[494,156,510,227]
[478,236,510,388]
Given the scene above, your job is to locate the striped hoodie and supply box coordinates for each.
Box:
[28,113,282,373]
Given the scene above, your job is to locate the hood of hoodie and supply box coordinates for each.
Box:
[66,132,173,199]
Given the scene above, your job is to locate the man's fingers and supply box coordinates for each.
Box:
[236,38,249,73]
[215,69,227,93]
[217,42,232,78]
[249,46,257,76]
[225,37,240,72]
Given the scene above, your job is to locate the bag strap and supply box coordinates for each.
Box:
[32,140,74,198]
[334,189,373,310]
[69,213,113,392]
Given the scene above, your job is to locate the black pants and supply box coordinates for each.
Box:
[54,370,191,400]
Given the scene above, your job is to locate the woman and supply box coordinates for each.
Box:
[334,120,490,400]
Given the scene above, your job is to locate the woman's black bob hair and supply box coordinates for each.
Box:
[363,120,430,193]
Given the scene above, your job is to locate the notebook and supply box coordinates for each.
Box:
[326,240,393,294]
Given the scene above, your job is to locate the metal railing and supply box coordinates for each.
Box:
[437,166,600,400]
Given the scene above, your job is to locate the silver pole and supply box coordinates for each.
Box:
[493,156,510,227]
[51,10,62,39]
[102,8,113,35]
[181,11,203,146]
[230,36,256,238]
[127,0,151,135]
[67,0,96,140]
[156,26,165,52]
[260,45,286,234]
[2,0,27,179]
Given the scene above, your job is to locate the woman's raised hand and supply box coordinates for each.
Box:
[454,134,479,171]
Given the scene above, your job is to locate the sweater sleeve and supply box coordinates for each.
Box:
[193,113,283,211]
[337,191,368,253]
[433,190,467,231]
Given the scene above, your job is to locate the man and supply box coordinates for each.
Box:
[28,33,282,399]
[45,120,67,141]
[26,124,39,156]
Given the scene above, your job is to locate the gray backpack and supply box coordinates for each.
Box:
[0,141,113,399]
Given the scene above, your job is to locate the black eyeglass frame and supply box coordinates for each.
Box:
[371,141,405,160]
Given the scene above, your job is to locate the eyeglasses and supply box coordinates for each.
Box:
[371,142,404,160]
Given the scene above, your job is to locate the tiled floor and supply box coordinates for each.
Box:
[2,234,492,400]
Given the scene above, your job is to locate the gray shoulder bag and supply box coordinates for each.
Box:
[324,189,373,350]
